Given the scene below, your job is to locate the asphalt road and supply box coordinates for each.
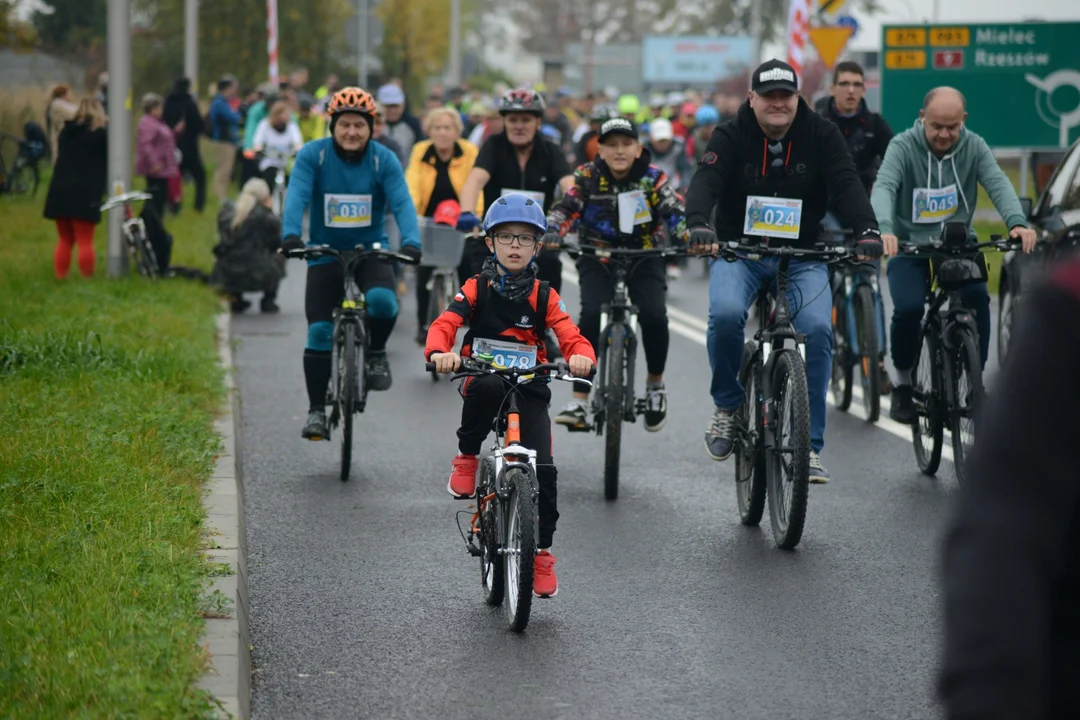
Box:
[233,255,1000,719]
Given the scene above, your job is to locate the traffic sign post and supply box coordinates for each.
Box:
[881,22,1080,150]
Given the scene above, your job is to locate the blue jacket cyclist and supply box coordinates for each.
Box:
[281,86,422,441]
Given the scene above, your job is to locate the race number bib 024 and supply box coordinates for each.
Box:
[617,189,651,234]
[911,185,959,224]
[500,188,547,207]
[473,337,537,370]
[744,196,802,240]
[324,194,372,228]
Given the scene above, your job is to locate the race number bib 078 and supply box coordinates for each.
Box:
[473,337,537,369]
[324,194,372,228]
[744,196,802,240]
[911,185,959,224]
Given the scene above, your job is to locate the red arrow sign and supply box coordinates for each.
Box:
[933,50,964,69]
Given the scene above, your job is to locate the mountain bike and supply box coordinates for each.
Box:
[283,243,420,482]
[723,239,858,549]
[829,228,888,422]
[100,192,159,279]
[901,224,1027,486]
[418,218,467,382]
[0,131,42,197]
[430,357,588,632]
[558,242,691,500]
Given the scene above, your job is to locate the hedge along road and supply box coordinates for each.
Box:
[233,255,974,719]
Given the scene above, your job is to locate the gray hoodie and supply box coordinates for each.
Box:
[870,119,1026,245]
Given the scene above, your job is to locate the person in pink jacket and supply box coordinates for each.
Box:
[135,93,180,220]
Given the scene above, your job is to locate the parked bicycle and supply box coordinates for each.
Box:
[0,130,43,197]
[901,223,1027,486]
[829,228,889,422]
[723,239,858,550]
[282,243,420,482]
[558,242,691,500]
[417,218,467,382]
[100,192,159,279]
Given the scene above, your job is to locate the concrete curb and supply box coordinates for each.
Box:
[197,312,251,719]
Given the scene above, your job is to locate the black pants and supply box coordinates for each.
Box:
[576,255,668,393]
[260,165,289,188]
[145,176,169,221]
[180,149,206,212]
[239,154,260,187]
[458,375,558,548]
[457,237,563,296]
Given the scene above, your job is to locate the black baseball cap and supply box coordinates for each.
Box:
[752,59,799,95]
[599,117,638,142]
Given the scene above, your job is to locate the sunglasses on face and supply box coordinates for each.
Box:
[492,232,538,247]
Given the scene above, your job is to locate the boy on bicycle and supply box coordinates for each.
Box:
[542,117,688,433]
[425,193,595,598]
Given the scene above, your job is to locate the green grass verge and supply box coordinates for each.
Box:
[0,176,228,718]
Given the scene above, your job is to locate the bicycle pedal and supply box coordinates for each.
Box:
[466,541,482,557]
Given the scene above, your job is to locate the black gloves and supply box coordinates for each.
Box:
[280,235,305,253]
[855,230,884,260]
[541,230,563,250]
[688,227,718,251]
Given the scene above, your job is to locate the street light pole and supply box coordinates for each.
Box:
[106,0,132,280]
[750,0,763,66]
[357,0,369,87]
[184,0,198,94]
[449,0,461,87]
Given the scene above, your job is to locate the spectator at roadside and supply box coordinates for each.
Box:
[209,77,243,200]
[45,84,77,162]
[163,77,207,213]
[95,71,108,107]
[43,98,108,280]
[378,83,424,163]
[296,98,326,143]
[212,178,284,314]
[135,93,180,221]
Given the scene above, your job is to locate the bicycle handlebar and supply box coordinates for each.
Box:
[281,243,421,266]
[897,235,1035,256]
[425,356,593,387]
[100,192,154,211]
[558,242,694,260]
[716,240,857,262]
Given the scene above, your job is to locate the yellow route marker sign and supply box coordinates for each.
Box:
[809,26,855,69]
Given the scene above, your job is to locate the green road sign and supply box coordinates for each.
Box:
[881,22,1080,149]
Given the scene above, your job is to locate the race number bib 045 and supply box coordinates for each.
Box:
[617,189,651,234]
[325,194,372,228]
[473,337,537,370]
[744,196,802,240]
[500,188,546,207]
[912,185,959,224]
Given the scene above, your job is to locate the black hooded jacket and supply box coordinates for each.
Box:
[685,98,878,248]
[821,97,893,194]
[163,79,204,158]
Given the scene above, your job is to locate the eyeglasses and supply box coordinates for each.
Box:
[836,81,865,89]
[492,232,538,247]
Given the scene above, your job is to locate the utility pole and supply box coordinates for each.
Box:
[106,0,132,280]
[449,0,462,87]
[184,0,198,94]
[750,0,763,66]
[357,0,369,87]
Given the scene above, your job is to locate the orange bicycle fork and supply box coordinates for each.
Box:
[468,396,524,547]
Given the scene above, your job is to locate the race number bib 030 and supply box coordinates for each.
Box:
[744,196,802,240]
[912,185,959,224]
[500,188,546,207]
[473,337,537,369]
[324,194,372,228]
[617,189,651,234]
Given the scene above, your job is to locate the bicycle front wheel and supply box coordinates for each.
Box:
[830,288,853,411]
[911,326,944,476]
[766,350,811,550]
[854,284,881,422]
[503,468,536,632]
[9,161,38,197]
[477,457,504,606]
[735,342,766,526]
[339,322,357,482]
[950,330,983,486]
[603,322,626,501]
[131,229,159,280]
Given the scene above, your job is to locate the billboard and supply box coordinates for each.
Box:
[642,36,754,85]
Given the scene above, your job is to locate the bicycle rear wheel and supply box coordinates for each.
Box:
[426,273,447,382]
[339,323,357,482]
[950,330,983,486]
[477,457,504,606]
[911,325,944,476]
[603,322,626,501]
[503,468,535,632]
[830,289,853,411]
[735,342,766,526]
[131,229,159,280]
[854,284,881,422]
[9,161,38,197]
[766,350,811,550]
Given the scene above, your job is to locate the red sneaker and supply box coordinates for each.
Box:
[533,550,558,598]
[447,454,478,498]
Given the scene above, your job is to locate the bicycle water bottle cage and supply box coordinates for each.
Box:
[942,221,968,249]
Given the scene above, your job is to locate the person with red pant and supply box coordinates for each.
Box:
[43,98,108,279]
[425,193,595,598]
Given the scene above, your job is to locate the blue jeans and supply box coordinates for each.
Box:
[707,257,832,453]
[886,256,990,371]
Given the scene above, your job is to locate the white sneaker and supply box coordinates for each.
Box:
[809,451,830,484]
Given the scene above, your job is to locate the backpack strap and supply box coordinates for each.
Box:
[535,280,551,341]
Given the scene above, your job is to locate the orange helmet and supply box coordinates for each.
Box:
[327,87,377,118]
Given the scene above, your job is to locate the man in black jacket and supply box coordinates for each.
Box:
[685,59,882,483]
[163,77,206,212]
[939,258,1080,719]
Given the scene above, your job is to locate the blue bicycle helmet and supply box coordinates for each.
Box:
[695,104,720,126]
[483,193,547,236]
